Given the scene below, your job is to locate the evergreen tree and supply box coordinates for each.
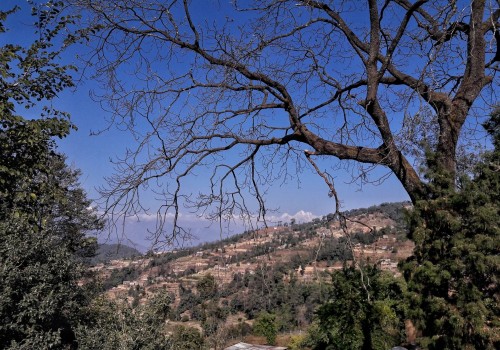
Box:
[401,110,500,349]
[311,266,408,350]
[253,311,278,345]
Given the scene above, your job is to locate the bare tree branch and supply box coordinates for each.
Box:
[71,0,498,243]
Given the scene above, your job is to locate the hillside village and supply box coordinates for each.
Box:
[89,202,414,346]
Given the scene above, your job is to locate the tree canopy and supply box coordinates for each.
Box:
[400,110,500,349]
[0,2,102,348]
[312,266,408,350]
[72,0,499,241]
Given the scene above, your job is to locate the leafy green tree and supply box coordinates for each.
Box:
[401,111,500,349]
[253,311,278,345]
[200,301,229,337]
[196,273,218,300]
[76,294,171,350]
[0,123,101,348]
[287,333,309,350]
[276,304,294,333]
[170,326,204,350]
[143,290,172,325]
[0,2,101,348]
[0,215,90,349]
[311,266,408,350]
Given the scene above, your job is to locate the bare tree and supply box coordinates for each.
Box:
[73,0,499,243]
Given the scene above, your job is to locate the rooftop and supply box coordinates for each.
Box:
[224,343,287,350]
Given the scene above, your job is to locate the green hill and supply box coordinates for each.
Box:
[90,243,142,265]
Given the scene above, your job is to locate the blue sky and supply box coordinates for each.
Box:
[3,1,414,249]
[54,87,410,249]
[55,85,410,248]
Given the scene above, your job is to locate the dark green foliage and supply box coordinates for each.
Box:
[0,104,100,346]
[102,266,141,290]
[224,262,327,326]
[253,311,278,345]
[178,284,201,315]
[76,293,171,350]
[0,3,102,348]
[311,266,408,350]
[90,244,142,265]
[143,291,172,324]
[0,113,101,348]
[148,248,195,267]
[0,115,100,259]
[0,115,70,214]
[196,273,218,300]
[342,202,410,229]
[0,216,89,349]
[401,112,500,349]
[315,237,353,262]
[200,301,229,336]
[225,320,252,341]
[170,326,204,350]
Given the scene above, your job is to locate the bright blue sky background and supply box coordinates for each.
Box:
[55,86,410,249]
[4,1,413,250]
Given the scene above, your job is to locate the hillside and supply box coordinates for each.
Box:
[89,243,143,265]
[89,202,414,346]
